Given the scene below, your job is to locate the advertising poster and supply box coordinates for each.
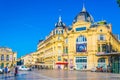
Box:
[76,43,87,52]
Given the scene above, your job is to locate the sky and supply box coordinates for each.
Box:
[0,0,120,58]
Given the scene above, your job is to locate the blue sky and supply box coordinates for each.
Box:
[0,0,120,58]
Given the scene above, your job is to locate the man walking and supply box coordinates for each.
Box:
[14,66,18,76]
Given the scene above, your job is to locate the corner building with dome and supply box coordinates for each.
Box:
[36,5,120,72]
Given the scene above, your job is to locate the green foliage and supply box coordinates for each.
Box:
[97,21,107,25]
[117,0,120,7]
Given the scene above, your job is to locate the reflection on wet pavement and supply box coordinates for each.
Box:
[0,70,120,80]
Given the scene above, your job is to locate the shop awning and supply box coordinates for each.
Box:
[34,63,53,66]
[56,62,68,65]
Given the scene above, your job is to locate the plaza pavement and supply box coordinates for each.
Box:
[0,69,120,80]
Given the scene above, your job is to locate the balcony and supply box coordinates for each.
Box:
[96,52,120,56]
[35,62,44,64]
[97,40,107,44]
[62,53,68,56]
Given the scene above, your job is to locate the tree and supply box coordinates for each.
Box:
[117,0,120,7]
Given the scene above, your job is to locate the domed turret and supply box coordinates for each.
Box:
[55,16,66,28]
[73,4,94,23]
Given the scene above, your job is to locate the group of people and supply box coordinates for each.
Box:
[3,66,18,76]
[3,66,10,73]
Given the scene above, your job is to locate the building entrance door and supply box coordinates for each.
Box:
[98,58,106,68]
[75,57,87,70]
[112,56,119,73]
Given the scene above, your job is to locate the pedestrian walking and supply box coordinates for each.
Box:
[4,66,8,74]
[14,66,18,76]
[4,66,9,79]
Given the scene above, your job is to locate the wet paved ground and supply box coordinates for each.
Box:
[0,70,120,80]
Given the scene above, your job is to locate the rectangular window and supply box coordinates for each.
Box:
[6,58,9,61]
[76,57,87,63]
[65,38,68,44]
[76,27,86,31]
[56,30,58,34]
[58,50,61,54]
[100,36,103,40]
[58,56,61,61]
[98,35,105,40]
[6,55,9,61]
[1,55,4,61]
[58,31,60,34]
[61,30,63,34]
[63,48,65,53]
[98,44,100,52]
[58,36,60,40]
[1,58,4,61]
[64,47,68,54]
[66,47,68,53]
[102,44,106,52]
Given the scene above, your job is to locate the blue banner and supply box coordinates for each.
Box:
[76,43,87,52]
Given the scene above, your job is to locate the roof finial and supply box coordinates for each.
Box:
[58,16,62,22]
[82,3,86,12]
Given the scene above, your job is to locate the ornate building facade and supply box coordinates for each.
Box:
[20,52,37,67]
[0,47,17,68]
[36,5,120,71]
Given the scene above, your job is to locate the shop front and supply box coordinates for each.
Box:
[96,52,120,73]
[111,56,120,73]
[75,56,87,70]
[56,62,68,70]
[97,58,106,68]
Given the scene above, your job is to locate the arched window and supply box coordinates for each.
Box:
[1,55,4,61]
[76,35,87,43]
[98,58,106,68]
[98,58,105,63]
[76,35,87,52]
[6,55,9,61]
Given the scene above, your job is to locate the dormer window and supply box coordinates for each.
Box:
[56,29,64,35]
[55,16,66,28]
[61,30,63,34]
